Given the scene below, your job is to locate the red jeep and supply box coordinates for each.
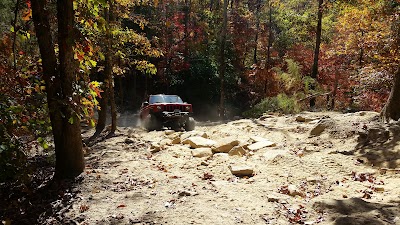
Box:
[139,94,195,131]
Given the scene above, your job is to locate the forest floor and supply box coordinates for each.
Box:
[2,111,400,225]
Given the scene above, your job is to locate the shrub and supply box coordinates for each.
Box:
[243,93,301,118]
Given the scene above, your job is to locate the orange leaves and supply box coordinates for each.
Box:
[22,0,32,21]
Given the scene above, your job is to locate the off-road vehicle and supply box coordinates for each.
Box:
[139,94,195,131]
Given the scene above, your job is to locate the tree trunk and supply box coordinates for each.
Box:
[264,0,273,96]
[381,66,400,121]
[105,0,117,134]
[95,72,108,136]
[56,0,84,178]
[219,0,228,119]
[253,0,261,64]
[310,0,323,108]
[32,0,84,179]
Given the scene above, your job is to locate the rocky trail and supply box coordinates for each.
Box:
[40,111,400,224]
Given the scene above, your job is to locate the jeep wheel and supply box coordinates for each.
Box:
[144,115,162,131]
[184,117,195,131]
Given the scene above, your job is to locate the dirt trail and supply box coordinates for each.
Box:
[66,111,400,225]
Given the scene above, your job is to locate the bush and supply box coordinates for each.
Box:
[243,94,301,118]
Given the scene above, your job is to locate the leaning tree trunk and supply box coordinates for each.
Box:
[310,0,323,108]
[381,66,400,121]
[32,0,84,179]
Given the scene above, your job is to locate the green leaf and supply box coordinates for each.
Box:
[90,119,95,127]
[89,59,97,67]
[99,52,105,61]
[10,26,14,32]
[68,117,74,124]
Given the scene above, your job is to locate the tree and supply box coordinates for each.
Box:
[31,0,84,179]
[381,66,400,121]
[310,0,323,108]
[219,0,228,119]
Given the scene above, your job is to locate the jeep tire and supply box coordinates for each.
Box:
[144,115,162,131]
[184,117,195,131]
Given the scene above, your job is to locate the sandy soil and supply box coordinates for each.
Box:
[64,111,400,225]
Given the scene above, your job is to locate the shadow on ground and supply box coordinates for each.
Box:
[0,156,83,224]
[313,198,400,225]
[353,122,400,169]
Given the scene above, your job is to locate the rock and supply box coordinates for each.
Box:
[229,165,254,177]
[374,186,385,192]
[191,148,213,158]
[213,138,240,153]
[165,130,175,135]
[182,136,217,148]
[124,138,135,144]
[250,136,269,143]
[306,176,321,183]
[267,194,286,203]
[159,139,172,146]
[247,140,276,151]
[181,131,208,141]
[228,146,247,156]
[171,136,181,144]
[287,184,305,197]
[150,142,161,153]
[309,118,335,136]
[295,115,315,122]
[178,190,198,197]
[263,150,288,161]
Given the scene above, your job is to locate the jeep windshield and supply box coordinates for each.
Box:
[149,95,184,104]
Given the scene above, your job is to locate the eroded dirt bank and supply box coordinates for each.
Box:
[64,111,400,225]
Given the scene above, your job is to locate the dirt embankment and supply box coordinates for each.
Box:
[59,111,400,225]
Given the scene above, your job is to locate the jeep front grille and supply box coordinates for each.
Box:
[164,105,186,111]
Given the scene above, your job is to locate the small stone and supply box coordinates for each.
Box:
[213,138,240,153]
[178,190,198,197]
[182,136,217,148]
[229,165,254,177]
[165,130,175,135]
[287,184,305,197]
[171,137,181,144]
[150,142,161,153]
[309,118,335,136]
[191,148,213,158]
[267,194,282,202]
[247,140,276,151]
[374,186,385,192]
[124,138,135,144]
[228,146,247,156]
[159,139,172,146]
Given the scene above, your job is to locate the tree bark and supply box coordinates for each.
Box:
[381,66,400,121]
[32,0,84,179]
[105,0,117,133]
[56,0,84,178]
[219,0,228,119]
[310,0,323,108]
[253,0,261,64]
[94,72,108,136]
[264,0,273,96]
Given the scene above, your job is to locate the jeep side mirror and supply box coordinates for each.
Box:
[142,101,149,107]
